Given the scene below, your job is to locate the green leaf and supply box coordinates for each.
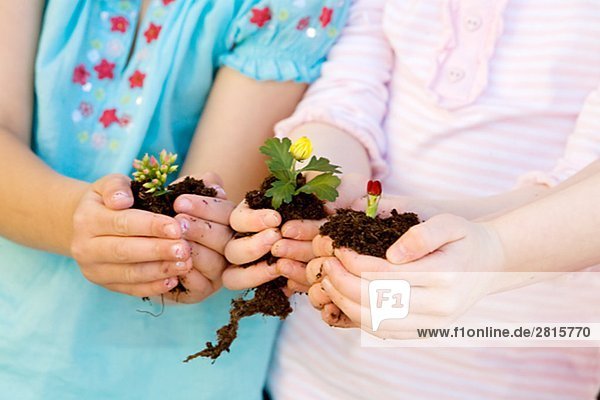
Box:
[295,173,341,202]
[265,180,296,209]
[299,156,341,174]
[260,138,296,181]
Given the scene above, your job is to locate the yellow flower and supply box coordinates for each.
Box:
[290,136,313,161]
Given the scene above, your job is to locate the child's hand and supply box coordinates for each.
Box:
[71,174,190,298]
[307,214,505,338]
[170,178,236,303]
[222,173,369,294]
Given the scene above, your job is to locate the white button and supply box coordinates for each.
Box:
[465,15,482,31]
[447,67,465,83]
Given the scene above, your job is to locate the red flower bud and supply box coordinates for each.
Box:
[367,180,382,196]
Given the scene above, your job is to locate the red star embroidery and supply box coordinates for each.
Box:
[110,16,130,33]
[79,102,94,118]
[297,16,310,30]
[319,7,333,28]
[162,0,176,5]
[72,64,90,85]
[94,59,116,80]
[250,7,271,28]
[129,70,146,88]
[144,23,162,43]
[99,109,119,128]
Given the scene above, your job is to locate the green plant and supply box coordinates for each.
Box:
[132,150,179,196]
[260,137,341,209]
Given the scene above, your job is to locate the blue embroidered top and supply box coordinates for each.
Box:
[0,0,348,399]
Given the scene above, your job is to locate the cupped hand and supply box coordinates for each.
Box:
[307,214,505,338]
[71,174,191,298]
[223,173,369,294]
[168,173,236,303]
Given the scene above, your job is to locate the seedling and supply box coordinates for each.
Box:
[260,137,341,208]
[132,150,178,196]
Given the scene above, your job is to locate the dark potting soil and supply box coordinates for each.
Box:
[130,177,217,295]
[193,175,326,362]
[131,176,217,217]
[320,208,421,258]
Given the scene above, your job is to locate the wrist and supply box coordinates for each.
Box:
[48,177,89,255]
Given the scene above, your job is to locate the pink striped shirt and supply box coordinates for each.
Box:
[270,0,600,399]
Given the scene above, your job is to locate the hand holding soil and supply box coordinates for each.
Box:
[194,137,341,362]
[71,173,189,298]
[307,186,506,338]
[129,152,233,303]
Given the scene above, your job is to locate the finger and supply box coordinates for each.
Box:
[281,219,325,241]
[177,214,233,254]
[230,201,281,233]
[323,258,368,305]
[189,242,228,282]
[106,276,179,297]
[272,239,315,263]
[287,279,310,294]
[174,195,235,225]
[224,228,281,265]
[312,235,334,257]
[321,303,357,328]
[92,208,181,239]
[306,257,335,284]
[308,283,332,309]
[276,259,309,286]
[93,173,134,210]
[322,277,362,323]
[222,261,279,290]
[89,258,192,285]
[170,269,215,303]
[199,172,227,199]
[85,237,190,263]
[386,214,467,264]
[334,248,441,286]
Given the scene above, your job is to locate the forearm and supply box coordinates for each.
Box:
[285,122,371,179]
[432,160,600,220]
[488,170,600,273]
[181,67,307,202]
[1,129,87,255]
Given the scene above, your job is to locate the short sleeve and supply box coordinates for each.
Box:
[220,0,350,83]
[274,0,393,179]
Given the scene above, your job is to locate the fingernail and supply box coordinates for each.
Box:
[322,277,332,292]
[264,229,280,244]
[278,261,291,276]
[165,277,178,288]
[175,261,189,272]
[262,213,280,227]
[282,226,299,239]
[177,197,192,212]
[112,191,130,202]
[179,218,190,234]
[323,260,332,273]
[173,244,186,259]
[272,243,286,257]
[387,244,407,264]
[267,263,279,276]
[212,185,226,198]
[164,224,179,238]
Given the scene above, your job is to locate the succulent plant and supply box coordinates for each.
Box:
[132,150,179,196]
